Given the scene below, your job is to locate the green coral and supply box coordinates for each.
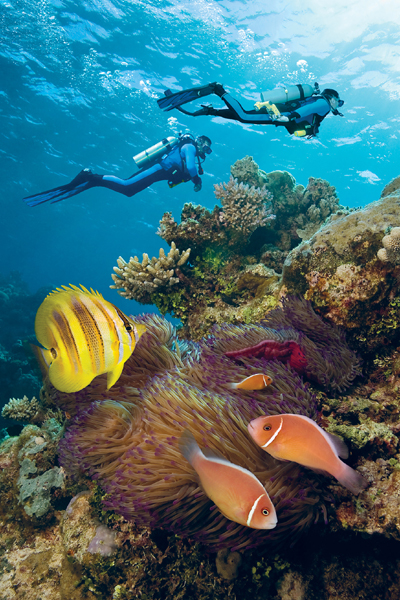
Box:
[17,458,64,518]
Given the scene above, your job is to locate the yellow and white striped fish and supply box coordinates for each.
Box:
[31,284,146,393]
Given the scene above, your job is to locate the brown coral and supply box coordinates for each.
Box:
[214,177,274,239]
[110,242,190,303]
[377,227,400,264]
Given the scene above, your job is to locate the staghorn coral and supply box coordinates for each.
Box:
[214,176,275,239]
[110,242,191,303]
[53,303,363,552]
[377,226,400,264]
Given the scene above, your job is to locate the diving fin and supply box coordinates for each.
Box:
[157,82,219,112]
[23,169,97,207]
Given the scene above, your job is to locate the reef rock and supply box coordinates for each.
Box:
[281,186,400,351]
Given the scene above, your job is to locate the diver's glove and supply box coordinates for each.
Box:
[193,176,202,192]
[254,101,288,121]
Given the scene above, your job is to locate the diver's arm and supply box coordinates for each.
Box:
[181,144,202,192]
[181,144,201,186]
[286,97,330,121]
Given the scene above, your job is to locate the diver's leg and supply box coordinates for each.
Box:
[97,164,168,197]
[219,94,276,124]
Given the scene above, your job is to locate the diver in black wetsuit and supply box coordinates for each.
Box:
[23,134,212,207]
[158,82,344,138]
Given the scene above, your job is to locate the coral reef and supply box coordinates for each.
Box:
[281,185,400,352]
[111,159,343,340]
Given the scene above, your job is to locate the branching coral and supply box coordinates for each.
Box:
[377,227,400,264]
[110,242,191,303]
[214,176,274,239]
[53,300,361,551]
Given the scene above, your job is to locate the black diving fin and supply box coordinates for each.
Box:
[23,169,96,207]
[157,82,218,112]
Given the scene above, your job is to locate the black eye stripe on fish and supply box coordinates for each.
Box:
[115,307,135,338]
[52,309,81,373]
[70,296,103,372]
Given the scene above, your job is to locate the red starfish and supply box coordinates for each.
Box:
[225,339,307,374]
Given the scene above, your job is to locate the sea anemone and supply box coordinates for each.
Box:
[55,308,341,551]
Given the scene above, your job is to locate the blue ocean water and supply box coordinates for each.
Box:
[1,0,400,314]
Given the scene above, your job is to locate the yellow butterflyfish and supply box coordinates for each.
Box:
[31,284,146,393]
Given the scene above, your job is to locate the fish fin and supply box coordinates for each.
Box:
[335,463,368,495]
[132,322,147,342]
[325,431,349,459]
[30,344,52,378]
[48,364,94,393]
[179,430,200,466]
[308,467,331,476]
[106,362,125,389]
[202,446,228,461]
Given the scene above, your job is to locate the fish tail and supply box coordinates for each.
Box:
[335,463,368,495]
[30,343,52,378]
[178,430,201,466]
[227,382,238,389]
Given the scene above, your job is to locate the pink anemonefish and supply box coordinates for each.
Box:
[31,284,146,393]
[179,430,277,529]
[248,414,368,495]
[228,373,273,391]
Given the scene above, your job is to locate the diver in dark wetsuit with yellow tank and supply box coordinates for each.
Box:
[157,82,344,139]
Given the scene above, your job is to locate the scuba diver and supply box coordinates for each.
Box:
[23,133,212,206]
[157,82,344,138]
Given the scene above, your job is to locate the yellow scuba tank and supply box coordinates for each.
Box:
[133,136,178,169]
[259,84,314,105]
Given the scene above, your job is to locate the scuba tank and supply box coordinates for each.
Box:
[260,83,317,104]
[132,136,178,169]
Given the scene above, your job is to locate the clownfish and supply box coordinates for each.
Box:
[248,414,368,495]
[228,373,273,391]
[179,430,277,529]
[31,284,146,393]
